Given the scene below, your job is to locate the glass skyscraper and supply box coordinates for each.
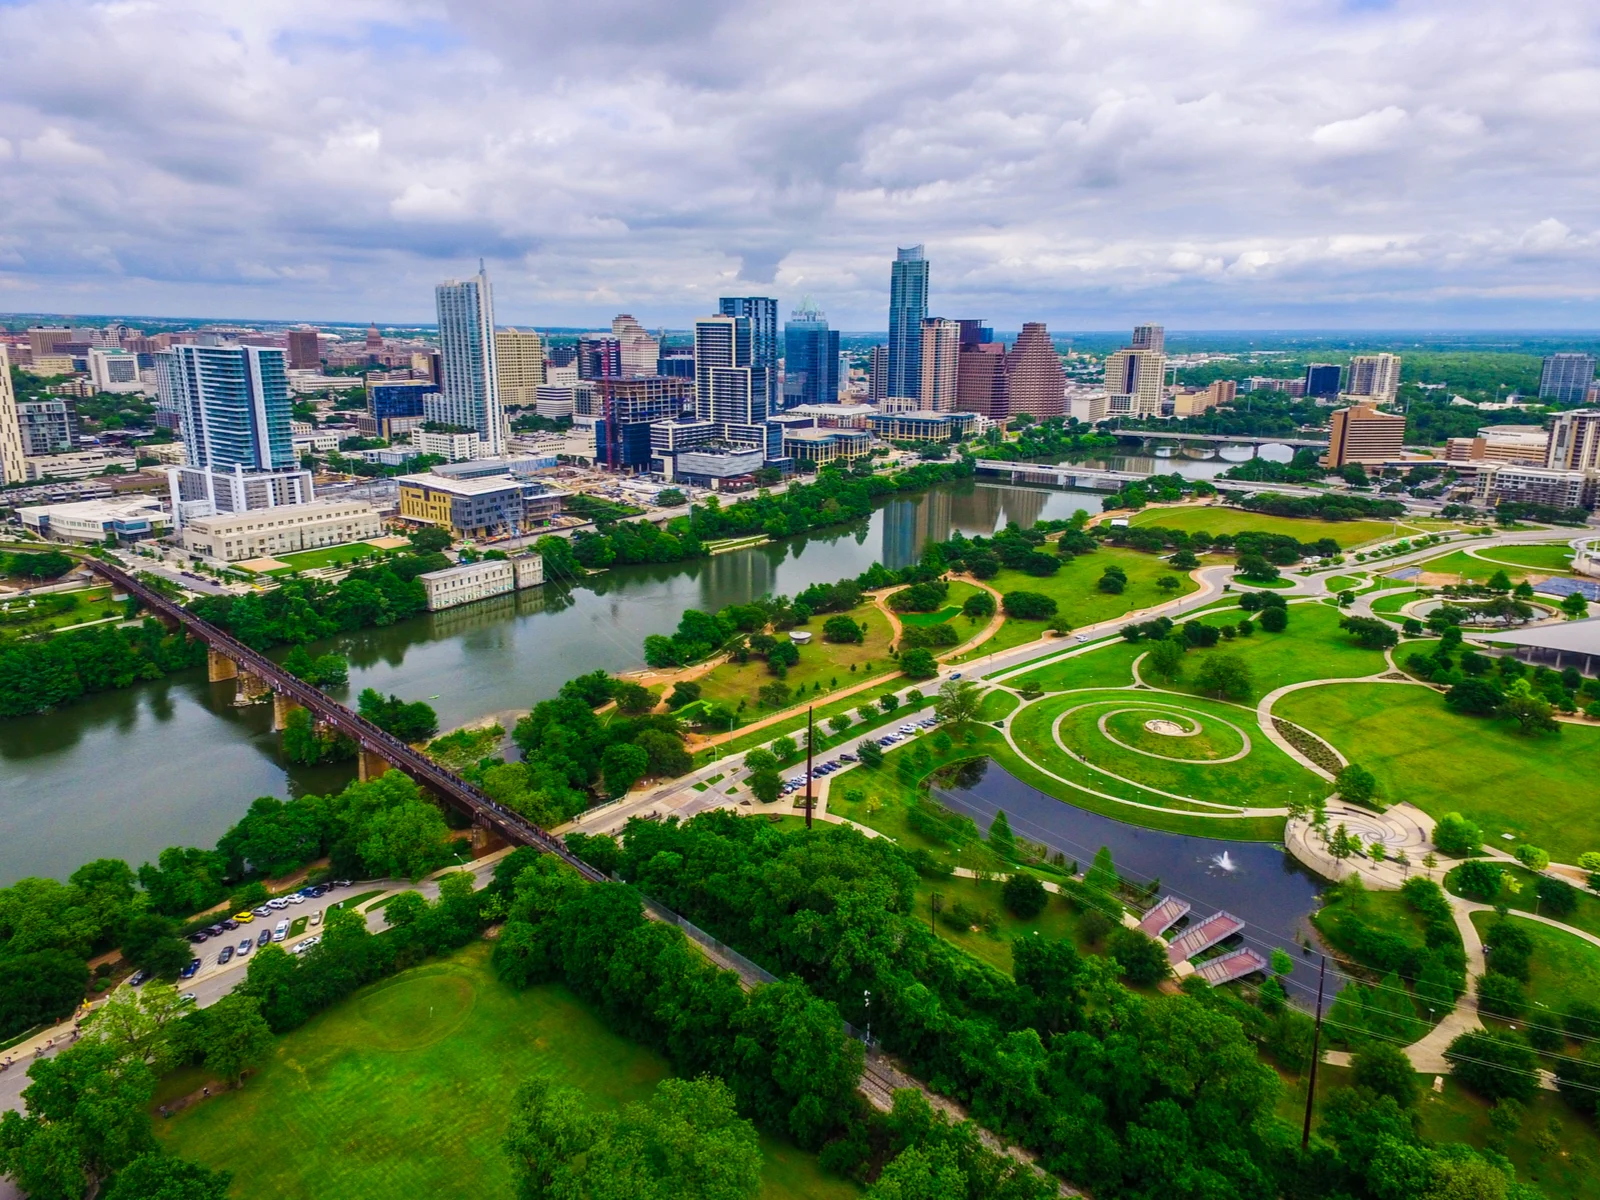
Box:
[718,296,777,413]
[435,266,505,455]
[783,305,840,408]
[888,245,929,403]
[162,344,294,472]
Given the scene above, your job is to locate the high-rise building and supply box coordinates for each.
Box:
[718,297,778,413]
[16,399,79,455]
[577,333,622,381]
[1323,403,1406,467]
[86,348,141,394]
[287,327,321,370]
[1004,323,1066,420]
[1303,364,1342,398]
[887,246,929,403]
[956,341,1007,418]
[611,315,660,377]
[782,304,840,409]
[595,376,694,470]
[1540,354,1598,405]
[1546,410,1600,472]
[694,315,769,426]
[869,346,890,402]
[1104,324,1167,417]
[27,327,72,359]
[1345,354,1401,403]
[918,318,961,412]
[435,266,505,455]
[659,348,695,379]
[368,380,436,438]
[411,349,441,384]
[0,347,26,484]
[160,344,294,472]
[495,328,546,406]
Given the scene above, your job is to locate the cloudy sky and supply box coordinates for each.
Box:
[0,0,1597,330]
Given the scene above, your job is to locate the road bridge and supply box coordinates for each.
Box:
[1112,430,1329,449]
[971,459,1146,490]
[88,560,608,884]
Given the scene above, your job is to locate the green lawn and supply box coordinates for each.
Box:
[1370,589,1420,616]
[157,945,855,1200]
[1312,879,1432,974]
[1445,862,1600,940]
[1470,912,1600,1037]
[1129,505,1401,550]
[1322,575,1368,593]
[0,585,122,634]
[1163,601,1391,697]
[1472,543,1577,572]
[898,581,984,627]
[1276,683,1600,861]
[977,689,1019,722]
[1002,639,1144,692]
[976,546,1199,656]
[912,874,1103,975]
[696,600,896,709]
[260,541,391,575]
[700,676,914,765]
[1411,550,1562,583]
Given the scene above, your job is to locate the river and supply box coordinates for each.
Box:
[0,444,1284,885]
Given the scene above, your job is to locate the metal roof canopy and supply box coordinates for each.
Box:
[1478,616,1600,655]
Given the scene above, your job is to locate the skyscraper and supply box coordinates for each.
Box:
[435,266,505,455]
[1345,354,1401,403]
[1546,410,1600,472]
[495,328,546,406]
[918,318,961,411]
[694,315,767,426]
[0,347,26,485]
[286,327,321,370]
[887,246,929,403]
[1540,354,1597,405]
[162,344,295,472]
[869,346,890,402]
[611,315,660,377]
[577,334,622,381]
[718,296,778,413]
[1132,324,1165,353]
[1005,323,1066,420]
[1303,364,1343,398]
[783,304,840,409]
[1105,324,1167,416]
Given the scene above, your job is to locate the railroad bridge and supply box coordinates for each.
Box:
[90,560,606,882]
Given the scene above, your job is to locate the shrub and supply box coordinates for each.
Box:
[1002,591,1058,620]
[1001,873,1048,919]
[1335,763,1379,808]
[1447,1029,1539,1103]
[1475,972,1527,1020]
[1258,605,1288,633]
[1432,812,1482,858]
[1453,859,1502,902]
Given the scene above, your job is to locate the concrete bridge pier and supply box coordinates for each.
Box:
[234,668,270,707]
[272,692,305,731]
[206,648,238,682]
[470,816,508,857]
[358,745,393,783]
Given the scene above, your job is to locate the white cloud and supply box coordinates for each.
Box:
[0,0,1595,325]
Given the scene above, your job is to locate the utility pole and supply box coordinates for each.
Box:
[1301,954,1327,1152]
[804,705,814,830]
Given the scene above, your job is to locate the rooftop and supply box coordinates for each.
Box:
[398,472,522,496]
[1479,615,1600,655]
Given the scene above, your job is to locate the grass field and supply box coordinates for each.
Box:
[260,541,391,575]
[1276,683,1600,861]
[1164,601,1391,697]
[0,585,122,634]
[1002,639,1145,691]
[973,546,1199,657]
[1445,862,1600,939]
[1470,912,1600,1035]
[1412,550,1558,583]
[1370,589,1420,616]
[977,689,1019,722]
[911,873,1101,975]
[898,580,985,627]
[1128,505,1401,550]
[1322,575,1368,593]
[1312,879,1432,975]
[1472,543,1577,572]
[157,945,856,1200]
[696,600,896,709]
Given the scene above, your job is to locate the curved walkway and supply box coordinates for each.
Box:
[1254,671,1428,778]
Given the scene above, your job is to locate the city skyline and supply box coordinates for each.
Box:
[0,1,1598,329]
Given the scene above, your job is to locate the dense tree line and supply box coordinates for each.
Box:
[971,417,1118,462]
[1103,471,1217,511]
[1220,490,1406,522]
[0,619,206,718]
[0,549,76,580]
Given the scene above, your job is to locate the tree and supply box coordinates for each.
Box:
[1454,858,1503,902]
[1563,591,1589,619]
[0,951,88,1042]
[1001,873,1047,919]
[103,1153,232,1200]
[828,713,852,735]
[1335,763,1380,809]
[1338,615,1398,650]
[1084,845,1117,893]
[1257,605,1288,633]
[1147,637,1186,681]
[121,914,191,981]
[1515,844,1550,872]
[770,736,798,760]
[188,994,274,1086]
[858,740,883,769]
[961,590,995,620]
[1446,1029,1539,1103]
[1498,678,1558,735]
[933,680,982,725]
[1476,972,1527,1021]
[1097,567,1127,594]
[612,681,655,716]
[822,615,864,644]
[1445,677,1503,716]
[356,689,439,742]
[988,811,1017,858]
[1236,555,1279,583]
[1351,1042,1421,1108]
[667,681,702,709]
[84,984,191,1072]
[747,770,782,804]
[1107,927,1169,985]
[1001,591,1057,620]
[877,692,900,716]
[1156,575,1181,593]
[1433,811,1482,858]
[757,681,790,709]
[1194,654,1253,700]
[1328,823,1355,873]
[601,743,649,797]
[899,648,938,679]
[1486,569,1513,593]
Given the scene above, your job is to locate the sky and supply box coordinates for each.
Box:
[0,0,1598,331]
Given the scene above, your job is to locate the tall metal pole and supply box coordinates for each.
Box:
[1301,954,1327,1152]
[804,705,814,829]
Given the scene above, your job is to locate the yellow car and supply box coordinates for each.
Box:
[233,912,255,924]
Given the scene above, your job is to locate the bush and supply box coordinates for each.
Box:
[1258,605,1288,633]
[1535,875,1579,918]
[1433,812,1482,857]
[1453,858,1502,902]
[1335,763,1379,808]
[1446,1029,1539,1103]
[1001,872,1048,919]
[1475,971,1527,1020]
[1001,591,1058,620]
[667,681,702,709]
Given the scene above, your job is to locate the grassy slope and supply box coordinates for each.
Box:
[1164,601,1390,696]
[1412,550,1566,583]
[696,601,896,709]
[912,874,1101,975]
[156,944,856,1200]
[1276,683,1600,861]
[1128,505,1400,549]
[1470,911,1600,1030]
[261,542,390,575]
[0,585,121,634]
[1472,543,1577,572]
[1445,862,1600,940]
[1004,639,1145,691]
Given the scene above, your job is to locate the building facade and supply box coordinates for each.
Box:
[718,297,778,414]
[418,554,545,611]
[15,399,78,455]
[611,315,660,377]
[178,500,383,562]
[1473,466,1595,511]
[1547,410,1600,472]
[88,348,143,394]
[887,246,929,404]
[159,344,295,473]
[1322,403,1406,466]
[1104,347,1166,416]
[1345,354,1402,403]
[1004,323,1066,420]
[435,267,505,455]
[19,497,167,544]
[868,410,977,442]
[693,316,768,428]
[917,318,961,412]
[286,328,321,370]
[869,345,890,402]
[596,376,694,470]
[397,473,562,539]
[782,426,872,465]
[495,329,546,406]
[368,380,435,438]
[1539,354,1597,405]
[782,306,840,409]
[1303,364,1342,398]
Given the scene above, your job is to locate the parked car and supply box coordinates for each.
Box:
[217,946,233,965]
[310,910,323,927]
[257,929,271,947]
[179,992,197,1004]
[839,753,857,763]
[287,894,306,905]
[221,919,239,931]
[273,920,289,942]
[950,672,962,680]
[267,898,289,910]
[189,931,210,944]
[128,970,149,987]
[332,879,352,888]
[252,906,271,918]
[180,958,201,979]
[232,912,254,924]
[236,939,251,957]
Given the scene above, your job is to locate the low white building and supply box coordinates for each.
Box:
[292,431,341,455]
[87,348,144,394]
[23,449,138,480]
[411,429,484,462]
[418,554,544,611]
[178,499,384,562]
[19,496,169,543]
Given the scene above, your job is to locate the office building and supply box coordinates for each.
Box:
[533,384,576,420]
[168,463,314,524]
[956,324,1007,418]
[782,426,872,466]
[435,266,506,455]
[159,344,295,473]
[917,318,961,412]
[495,329,546,406]
[18,496,168,544]
[1444,426,1550,465]
[179,499,383,562]
[782,304,840,409]
[1345,353,1401,403]
[24,449,138,481]
[887,246,929,404]
[1473,465,1595,511]
[659,348,695,379]
[1303,364,1343,398]
[789,403,874,429]
[412,428,484,462]
[1322,403,1406,467]
[367,380,435,438]
[611,315,660,377]
[1104,324,1167,416]
[664,445,767,487]
[0,348,30,484]
[1540,354,1598,405]
[694,315,768,427]
[286,327,322,370]
[1209,380,1237,407]
[869,345,890,402]
[16,399,80,455]
[27,327,73,359]
[577,333,622,380]
[1004,323,1066,420]
[88,348,143,394]
[1547,410,1600,472]
[596,376,694,470]
[867,410,978,443]
[398,472,563,539]
[418,554,545,611]
[718,297,778,413]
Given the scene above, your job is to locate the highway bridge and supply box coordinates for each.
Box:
[971,459,1147,490]
[1111,430,1329,449]
[89,560,608,884]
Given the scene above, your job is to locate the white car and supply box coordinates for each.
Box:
[267,898,289,910]
[287,894,306,904]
